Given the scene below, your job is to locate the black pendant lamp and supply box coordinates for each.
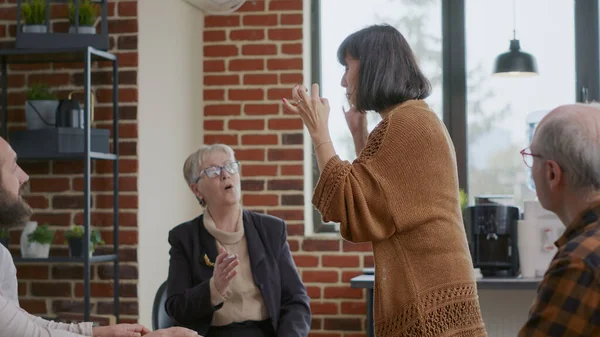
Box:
[493,0,538,77]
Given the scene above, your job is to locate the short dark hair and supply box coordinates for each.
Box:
[337,24,431,113]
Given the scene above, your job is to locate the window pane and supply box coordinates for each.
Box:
[466,0,575,209]
[320,0,443,162]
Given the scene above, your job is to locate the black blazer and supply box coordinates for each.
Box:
[165,210,311,337]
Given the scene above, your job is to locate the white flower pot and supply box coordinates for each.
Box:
[22,25,47,33]
[69,25,95,34]
[22,242,50,258]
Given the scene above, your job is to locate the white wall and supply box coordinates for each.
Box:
[138,0,204,327]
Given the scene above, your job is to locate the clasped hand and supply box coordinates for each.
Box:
[213,246,239,296]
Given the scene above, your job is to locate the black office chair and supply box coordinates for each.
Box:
[152,280,176,330]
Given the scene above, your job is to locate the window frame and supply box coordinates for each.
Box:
[309,0,600,233]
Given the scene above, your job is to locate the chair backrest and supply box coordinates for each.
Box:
[152,280,176,330]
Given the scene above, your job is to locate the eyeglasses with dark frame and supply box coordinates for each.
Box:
[195,161,241,183]
[520,148,542,168]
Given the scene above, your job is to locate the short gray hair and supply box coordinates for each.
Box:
[533,103,600,191]
[183,143,235,186]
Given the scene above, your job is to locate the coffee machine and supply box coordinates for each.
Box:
[464,204,520,277]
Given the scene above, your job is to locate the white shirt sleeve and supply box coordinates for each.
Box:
[0,293,93,337]
[0,244,19,306]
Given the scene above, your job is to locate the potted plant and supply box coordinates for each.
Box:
[68,0,99,34]
[26,82,58,130]
[64,225,104,257]
[23,225,54,258]
[21,0,49,33]
[0,228,9,249]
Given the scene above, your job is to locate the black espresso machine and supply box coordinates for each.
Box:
[463,204,520,277]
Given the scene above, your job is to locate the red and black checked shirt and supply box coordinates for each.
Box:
[518,203,600,337]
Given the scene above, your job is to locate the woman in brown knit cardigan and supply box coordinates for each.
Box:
[283,25,487,337]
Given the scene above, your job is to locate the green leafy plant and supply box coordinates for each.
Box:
[27,225,55,244]
[64,225,105,252]
[459,189,468,210]
[26,82,57,101]
[21,0,49,25]
[0,228,9,239]
[68,0,99,26]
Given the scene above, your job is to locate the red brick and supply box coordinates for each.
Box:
[16,265,49,279]
[267,179,302,190]
[303,270,338,283]
[287,224,304,236]
[96,195,138,209]
[281,13,303,25]
[205,60,225,72]
[228,119,264,130]
[241,135,278,145]
[267,58,302,70]
[101,229,138,245]
[269,0,302,11]
[23,195,49,209]
[75,282,114,297]
[288,239,299,251]
[116,52,138,67]
[73,176,137,192]
[204,89,225,101]
[204,30,226,42]
[311,302,338,315]
[281,73,303,84]
[324,287,363,299]
[293,255,319,267]
[267,209,303,220]
[242,165,277,176]
[306,286,321,299]
[341,301,366,314]
[205,15,240,27]
[73,212,137,228]
[343,241,372,252]
[0,7,16,20]
[28,73,70,86]
[108,19,137,34]
[281,164,303,175]
[205,104,241,116]
[30,213,71,227]
[322,255,360,268]
[20,299,47,314]
[204,120,224,131]
[311,318,323,330]
[229,59,264,71]
[268,149,303,161]
[204,134,238,145]
[235,149,264,161]
[243,14,277,26]
[244,104,279,115]
[303,239,340,252]
[364,255,374,268]
[204,75,239,86]
[242,44,277,55]
[242,194,278,206]
[96,159,137,174]
[282,195,303,206]
[324,318,362,331]
[230,29,265,41]
[282,43,303,55]
[204,45,238,57]
[32,282,72,297]
[244,74,277,85]
[53,195,85,209]
[268,118,302,130]
[229,89,264,101]
[268,28,302,40]
[96,88,137,103]
[241,179,265,191]
[342,271,363,282]
[118,1,137,16]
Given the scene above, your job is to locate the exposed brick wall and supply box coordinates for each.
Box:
[202,1,373,336]
[0,0,139,323]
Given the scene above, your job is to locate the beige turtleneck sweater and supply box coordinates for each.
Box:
[203,208,269,326]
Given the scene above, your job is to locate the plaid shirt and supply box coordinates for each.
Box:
[518,203,600,337]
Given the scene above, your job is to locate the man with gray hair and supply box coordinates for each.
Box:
[518,103,600,336]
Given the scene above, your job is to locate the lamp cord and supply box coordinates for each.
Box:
[512,0,516,39]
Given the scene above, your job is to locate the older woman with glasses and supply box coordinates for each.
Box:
[165,144,311,337]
